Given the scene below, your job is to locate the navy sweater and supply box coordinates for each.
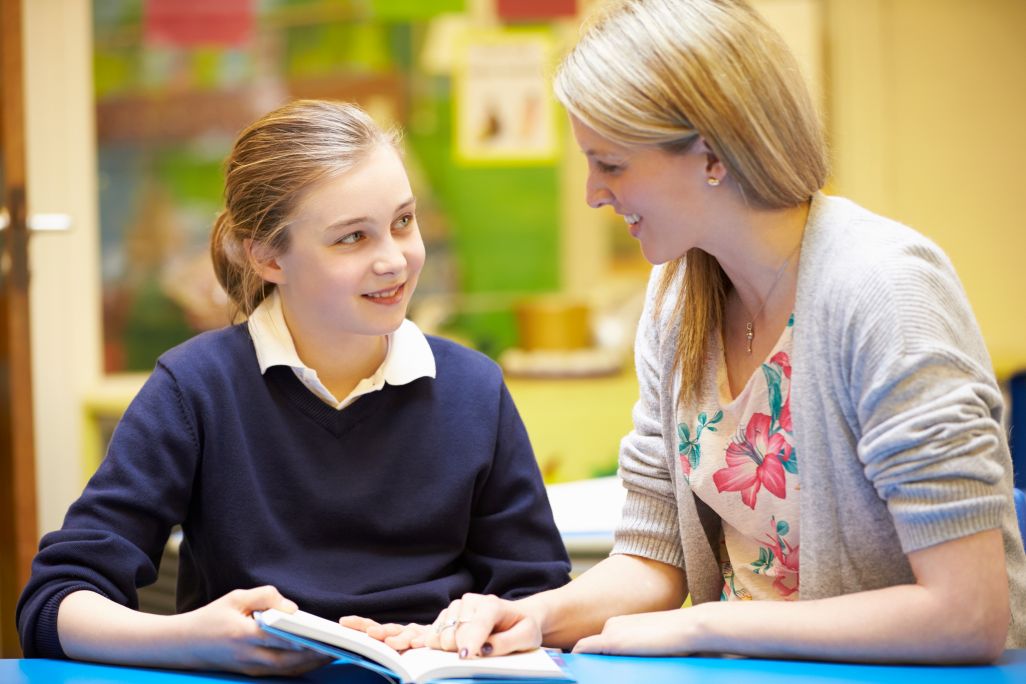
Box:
[17,325,570,658]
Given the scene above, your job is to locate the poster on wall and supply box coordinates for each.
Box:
[454,30,557,165]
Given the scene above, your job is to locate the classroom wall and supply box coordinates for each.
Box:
[17,0,1026,563]
[825,0,1026,377]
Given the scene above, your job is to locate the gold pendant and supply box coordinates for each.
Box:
[745,321,754,354]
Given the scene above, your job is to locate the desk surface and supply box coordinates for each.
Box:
[3,651,1026,684]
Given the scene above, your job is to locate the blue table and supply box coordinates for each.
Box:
[3,651,1026,683]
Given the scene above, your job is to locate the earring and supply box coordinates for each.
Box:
[706,176,720,187]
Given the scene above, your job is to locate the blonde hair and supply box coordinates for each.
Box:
[211,99,398,319]
[554,0,827,407]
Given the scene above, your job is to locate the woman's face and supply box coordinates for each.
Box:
[255,143,425,348]
[570,116,720,265]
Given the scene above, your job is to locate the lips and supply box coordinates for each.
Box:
[363,283,405,305]
[623,213,641,238]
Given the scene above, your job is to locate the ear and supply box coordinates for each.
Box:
[244,238,287,285]
[696,137,728,183]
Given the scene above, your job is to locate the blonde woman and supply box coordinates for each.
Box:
[375,0,1026,663]
[17,100,570,675]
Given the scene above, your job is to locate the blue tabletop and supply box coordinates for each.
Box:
[3,651,1026,684]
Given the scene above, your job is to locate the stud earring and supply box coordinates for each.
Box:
[706,177,720,187]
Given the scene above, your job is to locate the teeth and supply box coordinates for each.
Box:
[624,214,641,225]
[366,286,401,299]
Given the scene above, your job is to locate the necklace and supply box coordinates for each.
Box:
[742,239,802,354]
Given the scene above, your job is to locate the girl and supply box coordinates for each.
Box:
[398,0,1026,664]
[17,100,570,676]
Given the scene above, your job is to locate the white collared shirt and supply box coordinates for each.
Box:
[247,289,436,409]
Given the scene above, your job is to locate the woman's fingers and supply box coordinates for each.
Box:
[479,615,542,656]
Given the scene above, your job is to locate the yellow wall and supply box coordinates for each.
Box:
[826,0,1026,378]
[19,0,1026,543]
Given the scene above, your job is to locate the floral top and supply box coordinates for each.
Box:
[677,314,799,601]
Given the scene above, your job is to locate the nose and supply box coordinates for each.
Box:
[585,173,614,209]
[373,235,407,276]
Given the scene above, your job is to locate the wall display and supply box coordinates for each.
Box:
[454,30,557,165]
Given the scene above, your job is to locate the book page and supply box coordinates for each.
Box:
[254,609,411,681]
[399,646,570,683]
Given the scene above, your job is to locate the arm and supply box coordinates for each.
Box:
[410,552,685,656]
[57,587,330,675]
[17,363,327,674]
[576,528,1009,663]
[457,380,572,599]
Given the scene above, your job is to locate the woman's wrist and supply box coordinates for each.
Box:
[517,591,555,642]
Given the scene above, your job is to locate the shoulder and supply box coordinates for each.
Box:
[155,324,257,382]
[425,335,504,388]
[796,194,991,371]
[801,194,955,292]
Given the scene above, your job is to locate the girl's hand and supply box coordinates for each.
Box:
[172,586,332,676]
[339,616,430,652]
[414,594,543,658]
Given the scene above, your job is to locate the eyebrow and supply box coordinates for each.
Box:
[324,196,417,231]
[583,149,624,161]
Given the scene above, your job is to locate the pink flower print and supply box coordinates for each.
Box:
[754,519,800,598]
[713,413,790,509]
[778,389,793,433]
[768,351,793,434]
[770,351,791,379]
[679,453,693,479]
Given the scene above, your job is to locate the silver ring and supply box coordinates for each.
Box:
[435,617,458,634]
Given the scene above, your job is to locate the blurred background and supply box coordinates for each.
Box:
[2,0,1025,653]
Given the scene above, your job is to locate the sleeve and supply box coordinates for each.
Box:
[611,267,685,569]
[16,362,200,658]
[460,381,572,599]
[850,241,1009,553]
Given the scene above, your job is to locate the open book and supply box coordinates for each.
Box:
[254,609,574,684]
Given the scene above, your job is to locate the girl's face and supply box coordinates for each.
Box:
[570,116,721,265]
[257,143,425,347]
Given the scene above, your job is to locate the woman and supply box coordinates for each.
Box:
[358,0,1026,663]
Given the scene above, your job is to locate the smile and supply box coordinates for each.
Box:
[363,284,404,301]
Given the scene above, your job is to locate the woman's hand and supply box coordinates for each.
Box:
[572,609,697,656]
[58,586,332,676]
[339,616,431,652]
[413,594,544,658]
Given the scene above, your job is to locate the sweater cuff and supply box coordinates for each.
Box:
[30,585,98,659]
[611,489,685,569]
[889,482,1006,553]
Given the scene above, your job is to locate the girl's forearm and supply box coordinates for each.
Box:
[57,590,193,668]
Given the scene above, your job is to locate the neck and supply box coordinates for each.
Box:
[284,314,389,400]
[713,200,810,320]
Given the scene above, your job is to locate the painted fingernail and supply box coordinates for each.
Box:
[459,648,469,659]
[482,643,493,656]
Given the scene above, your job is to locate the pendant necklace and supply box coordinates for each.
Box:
[743,239,802,355]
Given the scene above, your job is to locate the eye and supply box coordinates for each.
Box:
[595,160,623,174]
[393,213,414,231]
[335,231,364,245]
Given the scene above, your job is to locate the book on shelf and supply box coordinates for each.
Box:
[254,608,574,684]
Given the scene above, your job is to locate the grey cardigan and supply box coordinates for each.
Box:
[613,193,1026,647]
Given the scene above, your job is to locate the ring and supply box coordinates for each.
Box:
[434,617,471,634]
[435,617,458,634]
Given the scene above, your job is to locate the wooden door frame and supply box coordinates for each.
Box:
[1,0,39,658]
